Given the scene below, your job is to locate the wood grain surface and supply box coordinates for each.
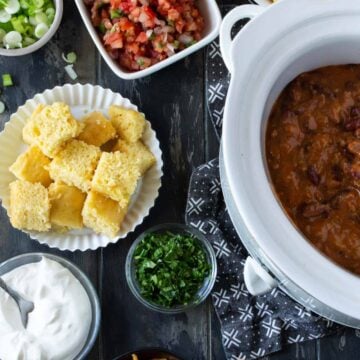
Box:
[0,0,359,359]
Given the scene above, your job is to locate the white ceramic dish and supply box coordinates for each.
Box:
[74,0,221,80]
[0,83,163,251]
[219,0,360,327]
[0,0,63,57]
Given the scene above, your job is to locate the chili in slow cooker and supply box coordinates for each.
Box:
[266,64,360,275]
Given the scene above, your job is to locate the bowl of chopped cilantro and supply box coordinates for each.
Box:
[0,0,63,56]
[126,223,217,313]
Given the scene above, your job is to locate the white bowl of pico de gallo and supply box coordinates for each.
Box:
[74,0,221,79]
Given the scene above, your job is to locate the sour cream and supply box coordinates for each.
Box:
[0,257,92,360]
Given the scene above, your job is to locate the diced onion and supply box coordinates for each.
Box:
[178,33,193,44]
[3,31,22,48]
[0,10,11,23]
[64,64,78,80]
[146,29,153,38]
[138,12,149,23]
[154,26,162,35]
[5,0,20,14]
[34,23,49,38]
[0,101,5,114]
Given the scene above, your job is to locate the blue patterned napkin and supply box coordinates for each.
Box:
[185,159,341,359]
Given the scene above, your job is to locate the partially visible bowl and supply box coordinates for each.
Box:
[0,252,101,359]
[0,0,63,57]
[113,347,183,360]
[74,0,221,80]
[125,223,217,314]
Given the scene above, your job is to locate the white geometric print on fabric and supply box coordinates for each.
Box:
[185,158,342,359]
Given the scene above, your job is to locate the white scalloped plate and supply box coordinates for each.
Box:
[0,84,163,251]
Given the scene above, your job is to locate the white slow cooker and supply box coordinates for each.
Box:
[219,0,360,328]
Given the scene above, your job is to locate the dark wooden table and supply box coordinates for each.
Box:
[0,0,359,359]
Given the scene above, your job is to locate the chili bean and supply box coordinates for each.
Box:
[301,202,330,218]
[344,106,360,131]
[307,166,320,185]
[332,164,343,181]
[347,140,360,156]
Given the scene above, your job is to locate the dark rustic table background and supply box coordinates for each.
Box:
[0,0,359,359]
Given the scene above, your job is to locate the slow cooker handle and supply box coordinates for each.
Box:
[243,257,278,296]
[219,5,265,73]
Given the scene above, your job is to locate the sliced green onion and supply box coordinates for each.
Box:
[0,28,6,42]
[34,11,47,25]
[33,0,44,8]
[5,0,21,14]
[64,64,78,80]
[0,10,11,23]
[62,51,77,64]
[28,16,37,25]
[34,22,48,38]
[45,7,54,21]
[2,73,13,87]
[3,31,22,48]
[23,36,35,46]
[0,101,5,114]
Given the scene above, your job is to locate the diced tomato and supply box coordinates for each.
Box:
[104,31,123,46]
[87,0,204,71]
[136,32,148,43]
[143,5,156,19]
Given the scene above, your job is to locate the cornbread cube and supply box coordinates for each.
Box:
[9,146,52,187]
[49,140,101,192]
[22,102,83,157]
[92,151,140,206]
[9,180,50,232]
[109,105,145,143]
[112,139,156,174]
[77,111,116,147]
[82,190,127,238]
[49,182,86,229]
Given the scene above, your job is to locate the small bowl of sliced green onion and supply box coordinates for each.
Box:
[126,223,217,314]
[0,0,63,56]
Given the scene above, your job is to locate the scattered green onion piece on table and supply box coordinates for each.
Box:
[62,51,77,64]
[34,22,48,38]
[0,101,5,114]
[64,64,78,80]
[2,73,13,87]
[134,231,211,307]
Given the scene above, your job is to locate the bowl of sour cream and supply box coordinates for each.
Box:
[0,252,101,360]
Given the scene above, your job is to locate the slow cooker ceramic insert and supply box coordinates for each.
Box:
[219,0,360,328]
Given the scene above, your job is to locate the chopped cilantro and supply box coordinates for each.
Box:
[110,9,123,19]
[134,231,211,307]
[136,58,145,66]
[98,22,106,34]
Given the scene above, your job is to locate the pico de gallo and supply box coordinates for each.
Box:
[85,0,204,71]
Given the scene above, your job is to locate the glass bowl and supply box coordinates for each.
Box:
[0,252,101,359]
[125,223,217,314]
